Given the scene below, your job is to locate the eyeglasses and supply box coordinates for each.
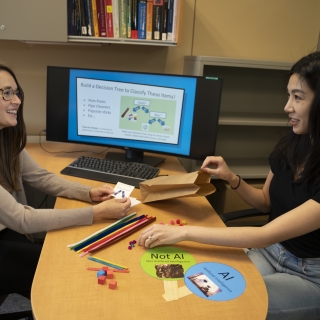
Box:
[0,86,21,101]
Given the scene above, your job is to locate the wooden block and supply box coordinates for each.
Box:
[106,270,114,279]
[98,276,107,285]
[97,270,106,277]
[109,280,117,289]
[87,267,101,271]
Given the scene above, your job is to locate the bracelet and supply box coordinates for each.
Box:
[230,175,241,190]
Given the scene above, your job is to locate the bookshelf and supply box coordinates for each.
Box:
[181,55,293,179]
[0,0,182,47]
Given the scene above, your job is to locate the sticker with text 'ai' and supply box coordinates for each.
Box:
[184,262,246,301]
[140,246,196,281]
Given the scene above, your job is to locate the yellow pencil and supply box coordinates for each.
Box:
[91,256,128,269]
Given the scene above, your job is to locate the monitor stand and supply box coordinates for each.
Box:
[105,149,165,167]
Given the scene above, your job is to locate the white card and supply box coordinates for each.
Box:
[113,182,135,199]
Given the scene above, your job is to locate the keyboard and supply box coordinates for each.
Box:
[60,156,160,188]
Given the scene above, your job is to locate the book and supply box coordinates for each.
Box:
[152,0,163,40]
[105,0,114,37]
[171,0,179,42]
[131,0,138,38]
[84,0,94,36]
[166,0,174,40]
[91,0,100,36]
[112,0,120,38]
[119,0,127,38]
[137,0,146,39]
[80,0,88,36]
[96,0,107,36]
[161,0,168,40]
[68,0,77,35]
[127,0,132,38]
[146,0,153,40]
[75,3,81,36]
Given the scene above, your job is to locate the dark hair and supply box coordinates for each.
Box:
[0,65,27,192]
[271,52,320,183]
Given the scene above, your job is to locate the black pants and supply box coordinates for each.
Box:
[0,229,42,299]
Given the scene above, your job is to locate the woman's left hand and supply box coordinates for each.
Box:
[89,184,115,202]
[138,224,186,249]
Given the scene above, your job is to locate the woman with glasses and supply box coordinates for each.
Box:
[0,65,131,300]
[139,52,320,320]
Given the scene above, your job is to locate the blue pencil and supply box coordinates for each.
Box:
[72,215,147,252]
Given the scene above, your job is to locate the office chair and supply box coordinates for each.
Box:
[219,208,270,227]
[0,184,55,320]
[0,294,33,320]
[206,179,269,227]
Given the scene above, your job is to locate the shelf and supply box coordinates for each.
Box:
[223,158,270,179]
[68,36,178,46]
[184,56,293,74]
[181,55,291,182]
[219,112,288,126]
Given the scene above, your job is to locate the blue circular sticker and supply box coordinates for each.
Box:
[184,262,246,301]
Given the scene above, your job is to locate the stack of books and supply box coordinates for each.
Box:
[67,0,180,42]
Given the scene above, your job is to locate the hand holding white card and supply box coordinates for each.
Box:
[112,182,140,207]
[113,182,135,198]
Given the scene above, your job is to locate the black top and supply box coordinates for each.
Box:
[269,156,320,258]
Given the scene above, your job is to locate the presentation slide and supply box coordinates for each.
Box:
[76,78,185,145]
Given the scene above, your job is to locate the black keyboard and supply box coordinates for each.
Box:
[60,156,160,188]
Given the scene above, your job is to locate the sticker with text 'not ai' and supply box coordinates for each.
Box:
[140,246,196,281]
[184,262,246,301]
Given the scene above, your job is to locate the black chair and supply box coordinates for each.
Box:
[0,184,55,320]
[0,294,33,319]
[219,208,270,227]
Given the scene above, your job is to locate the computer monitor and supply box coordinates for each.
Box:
[46,66,223,167]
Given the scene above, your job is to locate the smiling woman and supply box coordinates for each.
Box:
[284,73,315,135]
[0,72,23,131]
[0,65,132,304]
[138,52,320,320]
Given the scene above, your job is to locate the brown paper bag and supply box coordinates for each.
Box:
[139,170,216,203]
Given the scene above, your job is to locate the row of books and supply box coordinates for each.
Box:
[68,0,180,42]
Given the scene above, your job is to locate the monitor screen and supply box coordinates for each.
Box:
[46,66,223,166]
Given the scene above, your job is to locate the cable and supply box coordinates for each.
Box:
[38,130,109,155]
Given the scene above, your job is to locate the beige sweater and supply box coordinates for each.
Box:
[0,149,94,234]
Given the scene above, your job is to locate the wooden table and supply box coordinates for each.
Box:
[27,143,268,320]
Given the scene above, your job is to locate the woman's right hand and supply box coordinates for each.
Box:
[92,197,131,220]
[201,156,236,183]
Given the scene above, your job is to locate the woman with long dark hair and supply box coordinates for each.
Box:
[139,52,320,320]
[0,65,131,299]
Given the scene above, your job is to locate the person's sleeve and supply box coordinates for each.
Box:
[269,155,276,174]
[312,190,320,204]
[0,185,94,234]
[21,149,92,203]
